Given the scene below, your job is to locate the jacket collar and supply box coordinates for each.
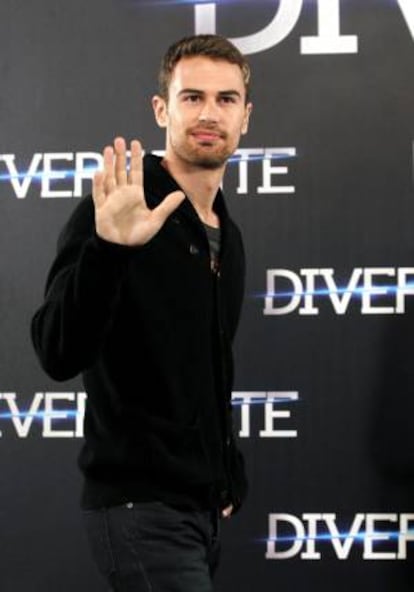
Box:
[143,154,230,227]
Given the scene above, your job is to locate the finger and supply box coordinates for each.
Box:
[222,505,233,519]
[92,171,106,208]
[128,140,143,186]
[103,145,116,193]
[152,191,185,228]
[114,137,128,186]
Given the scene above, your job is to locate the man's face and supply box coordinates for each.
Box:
[153,56,252,170]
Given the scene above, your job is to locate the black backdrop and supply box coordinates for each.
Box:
[1,1,414,590]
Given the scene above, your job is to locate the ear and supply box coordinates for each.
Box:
[152,95,168,128]
[241,102,253,135]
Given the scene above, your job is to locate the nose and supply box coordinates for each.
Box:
[198,99,220,123]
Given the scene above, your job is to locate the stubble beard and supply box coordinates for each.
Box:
[170,129,237,170]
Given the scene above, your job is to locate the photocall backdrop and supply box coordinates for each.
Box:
[1,1,414,590]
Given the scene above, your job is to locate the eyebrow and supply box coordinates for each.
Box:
[178,88,242,99]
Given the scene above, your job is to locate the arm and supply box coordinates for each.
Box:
[31,137,185,381]
[31,198,130,380]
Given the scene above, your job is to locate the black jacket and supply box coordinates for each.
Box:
[31,154,247,511]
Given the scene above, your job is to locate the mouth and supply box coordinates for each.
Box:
[190,129,224,142]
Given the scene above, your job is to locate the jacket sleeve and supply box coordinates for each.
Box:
[228,433,248,513]
[31,196,131,381]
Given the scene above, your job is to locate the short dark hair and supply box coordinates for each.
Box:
[158,34,251,102]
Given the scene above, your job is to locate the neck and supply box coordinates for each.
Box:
[162,155,225,228]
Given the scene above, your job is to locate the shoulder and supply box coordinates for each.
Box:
[215,190,245,255]
[143,154,182,206]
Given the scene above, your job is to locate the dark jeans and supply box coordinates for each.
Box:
[82,501,221,591]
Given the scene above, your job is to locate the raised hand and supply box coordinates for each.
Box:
[92,137,185,246]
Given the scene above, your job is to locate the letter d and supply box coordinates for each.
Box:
[264,269,303,315]
[266,513,305,559]
[195,1,303,55]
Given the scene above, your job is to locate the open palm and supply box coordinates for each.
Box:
[92,137,185,246]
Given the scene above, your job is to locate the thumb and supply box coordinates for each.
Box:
[153,190,186,226]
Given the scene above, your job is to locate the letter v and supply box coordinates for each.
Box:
[1,154,42,198]
[2,392,44,437]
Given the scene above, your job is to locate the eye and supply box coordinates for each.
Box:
[219,95,237,104]
[184,94,201,103]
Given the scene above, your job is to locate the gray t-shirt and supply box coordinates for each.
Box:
[204,223,221,273]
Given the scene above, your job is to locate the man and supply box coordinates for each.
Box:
[31,34,252,591]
